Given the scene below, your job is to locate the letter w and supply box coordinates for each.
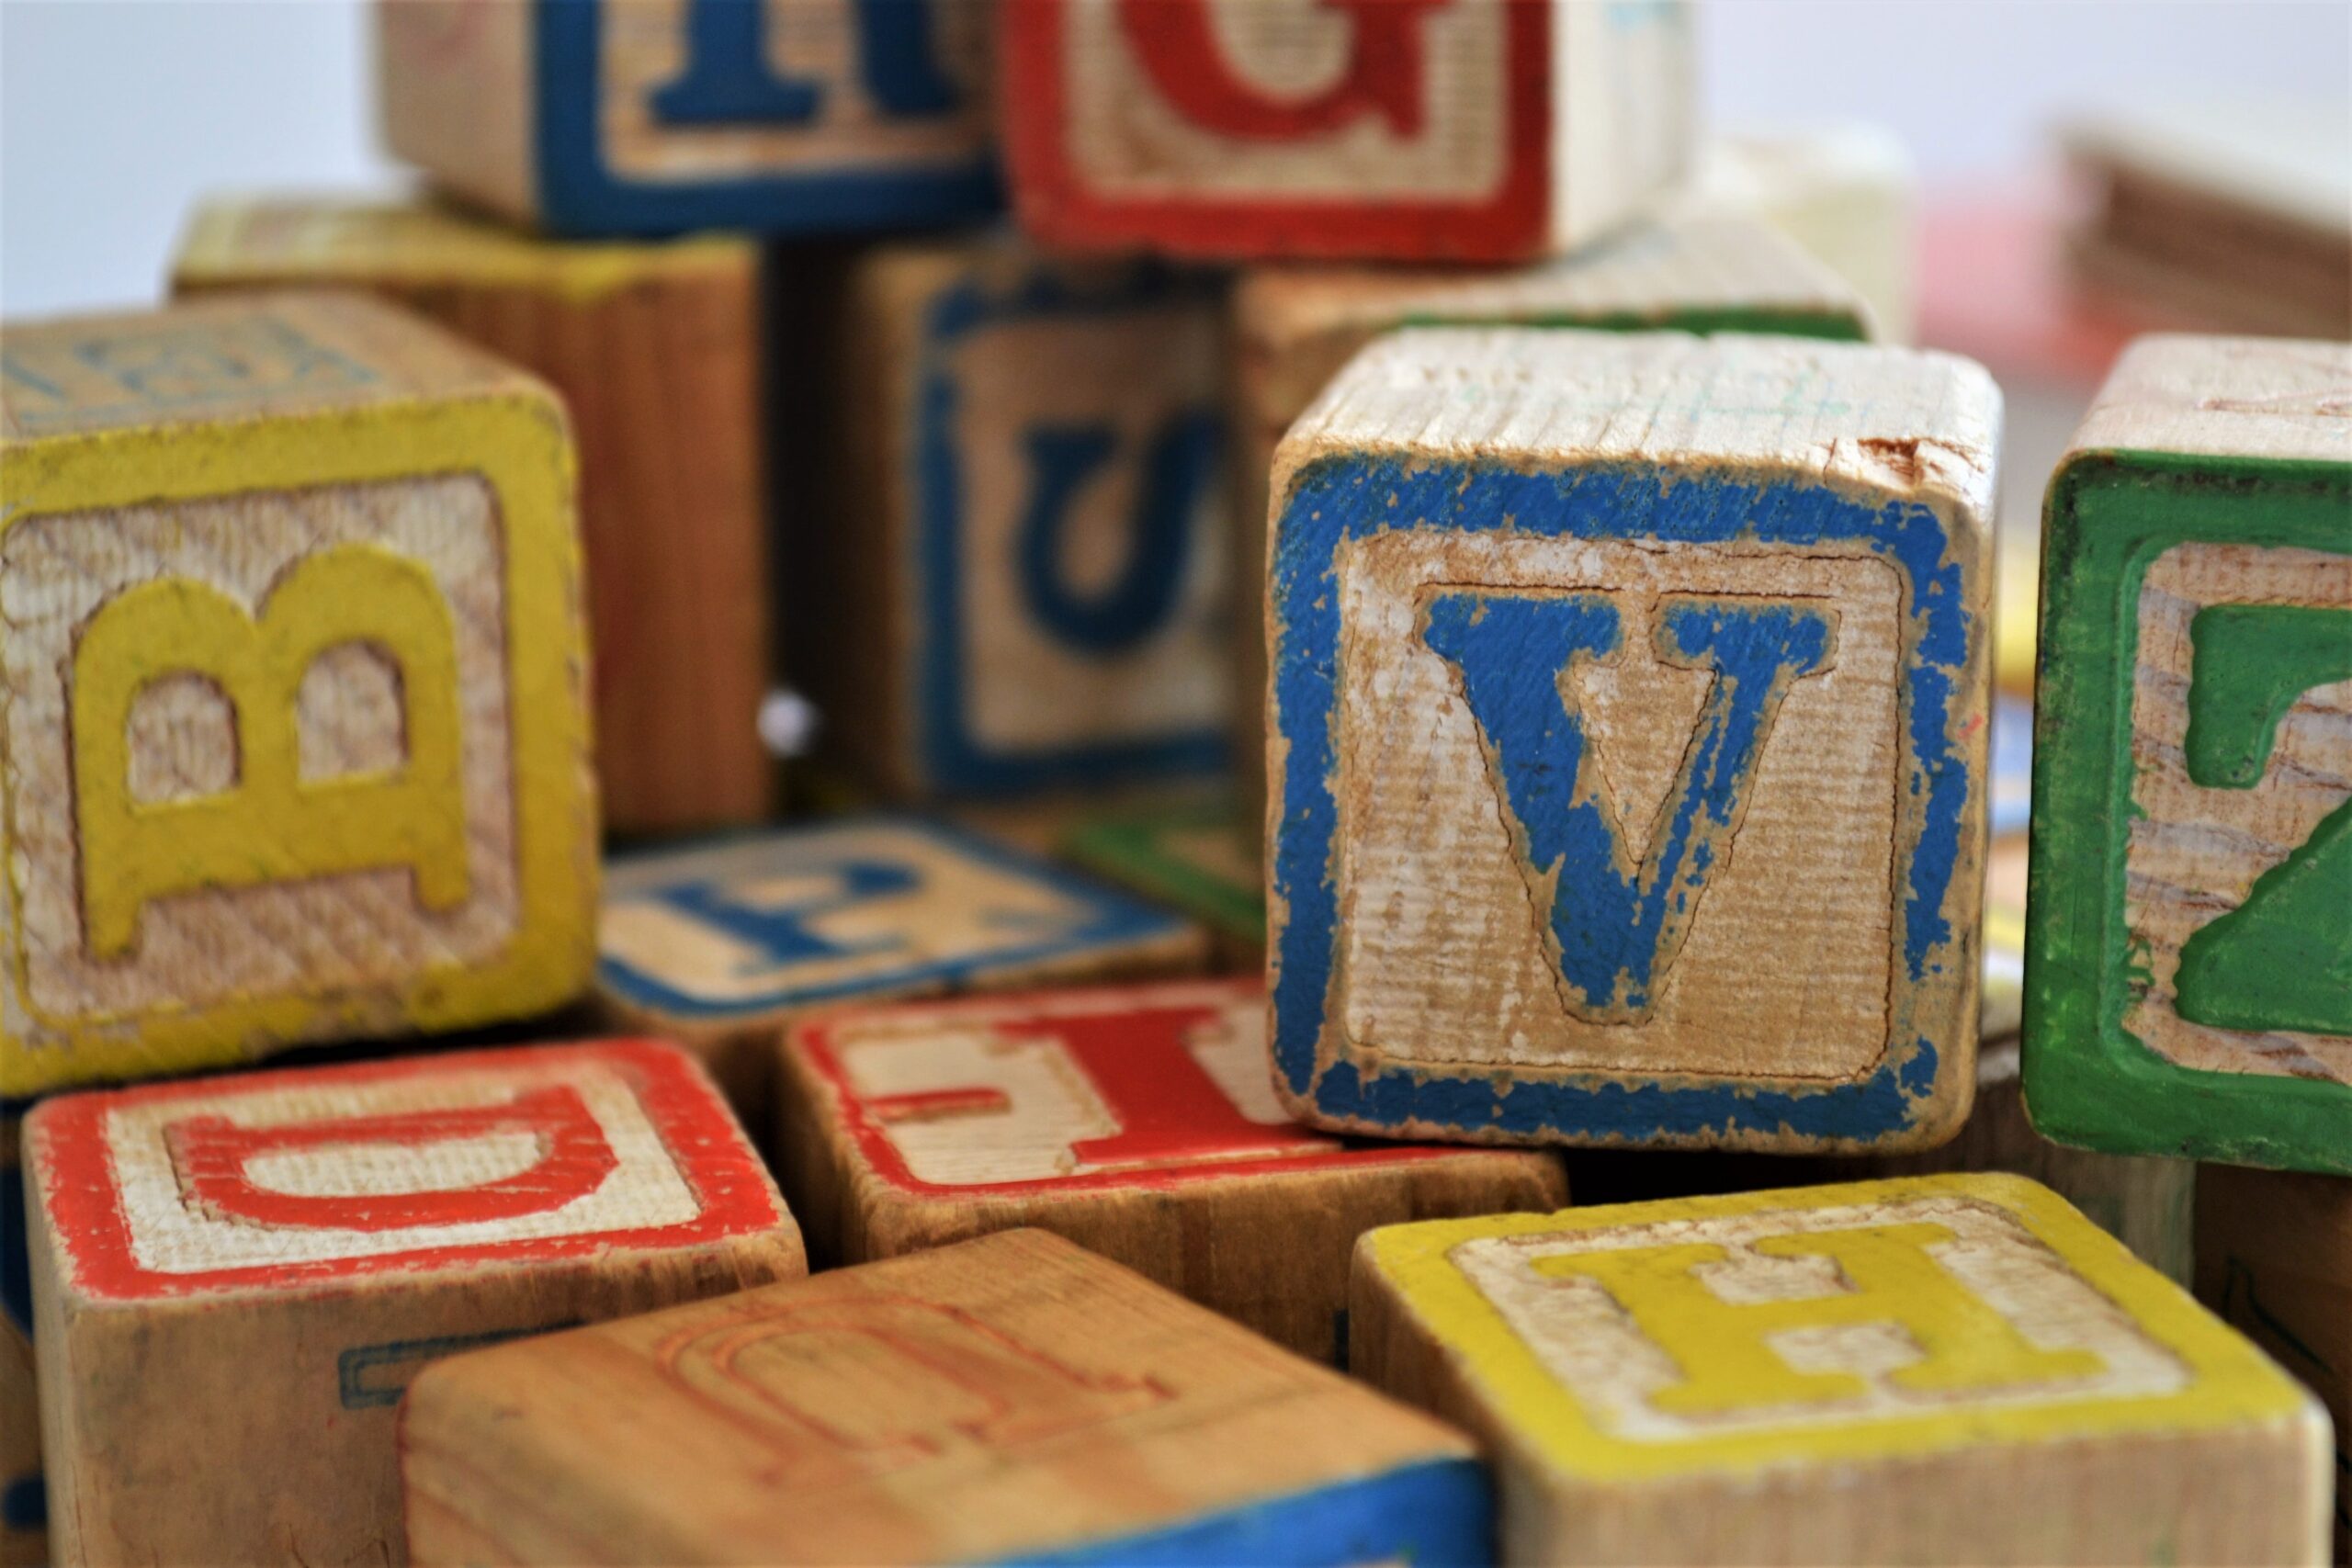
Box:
[1422,591,1836,1022]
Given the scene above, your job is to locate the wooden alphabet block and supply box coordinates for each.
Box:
[173,196,774,833]
[24,1040,804,1568]
[377,0,997,237]
[2023,335,2352,1175]
[775,978,1564,1360]
[803,240,1232,800]
[1267,330,1995,1152]
[1001,0,1693,262]
[2197,1164,2351,1563]
[0,294,595,1098]
[1353,1173,2333,1564]
[1229,212,1874,838]
[0,1111,40,1567]
[598,816,1206,1125]
[402,1228,1491,1565]
[1064,797,1265,968]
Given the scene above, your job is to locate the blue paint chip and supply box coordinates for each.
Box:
[1270,457,1973,1145]
[2,1475,43,1533]
[997,1457,1491,1567]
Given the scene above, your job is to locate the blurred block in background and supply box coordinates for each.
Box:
[402,1229,1492,1566]
[376,0,998,237]
[1266,331,1993,1154]
[1354,1174,2333,1565]
[174,195,775,834]
[1228,211,1874,842]
[0,293,596,1098]
[2025,335,2352,1175]
[775,978,1565,1361]
[801,242,1230,802]
[2062,103,2352,340]
[25,1042,805,1567]
[597,817,1206,1130]
[2196,1163,2351,1564]
[1682,122,1917,344]
[1001,0,1692,262]
[1064,795,1264,970]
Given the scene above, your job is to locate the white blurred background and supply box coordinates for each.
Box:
[4,0,2346,316]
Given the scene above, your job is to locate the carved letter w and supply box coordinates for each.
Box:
[1422,592,1836,1022]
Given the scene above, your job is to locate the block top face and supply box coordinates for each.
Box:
[1360,1173,2322,1482]
[1235,214,1874,359]
[172,195,756,297]
[794,978,1540,1196]
[2064,334,2352,468]
[27,1041,788,1303]
[1267,330,1996,1150]
[405,1228,1484,1565]
[0,292,552,440]
[599,818,1195,1024]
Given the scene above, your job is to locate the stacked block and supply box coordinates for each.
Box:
[1266,329,1996,1152]
[377,0,998,236]
[598,817,1205,1121]
[775,978,1564,1359]
[402,1229,1491,1565]
[1002,0,1693,261]
[2024,335,2351,1173]
[24,1042,805,1565]
[174,196,775,832]
[1353,1174,2332,1564]
[800,241,1231,800]
[1229,212,1874,836]
[0,294,596,1097]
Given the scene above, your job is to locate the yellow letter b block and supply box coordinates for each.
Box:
[1354,1174,2334,1565]
[0,293,596,1095]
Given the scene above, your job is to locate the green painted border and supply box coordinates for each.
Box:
[1063,801,1265,946]
[2022,448,2351,1174]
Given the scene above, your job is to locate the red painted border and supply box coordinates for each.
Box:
[1001,0,1552,263]
[792,979,1473,1199]
[31,1040,785,1301]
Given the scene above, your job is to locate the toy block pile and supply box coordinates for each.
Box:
[1,4,2342,1564]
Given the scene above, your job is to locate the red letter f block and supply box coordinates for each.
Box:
[782,979,1566,1360]
[1001,0,1695,262]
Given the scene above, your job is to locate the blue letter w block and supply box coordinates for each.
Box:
[1421,592,1837,1021]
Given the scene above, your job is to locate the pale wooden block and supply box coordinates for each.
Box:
[1002,0,1692,261]
[1227,212,1875,840]
[0,1111,40,1567]
[1684,124,1919,344]
[174,195,775,833]
[775,977,1564,1361]
[0,293,596,1098]
[376,0,998,237]
[2197,1163,2351,1564]
[597,816,1207,1133]
[25,1040,805,1568]
[2024,334,2352,1175]
[1353,1173,2333,1565]
[1267,329,1996,1152]
[402,1228,1492,1565]
[806,238,1232,801]
[1063,795,1266,970]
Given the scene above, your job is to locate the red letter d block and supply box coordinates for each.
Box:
[24,1040,805,1568]
[1001,0,1695,262]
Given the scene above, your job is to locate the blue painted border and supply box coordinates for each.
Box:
[913,262,1230,796]
[1,1096,40,1540]
[532,0,1001,238]
[998,1457,1491,1568]
[1271,458,1973,1144]
[598,814,1192,1021]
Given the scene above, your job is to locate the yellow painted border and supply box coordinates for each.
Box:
[1363,1172,2315,1483]
[0,391,598,1095]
